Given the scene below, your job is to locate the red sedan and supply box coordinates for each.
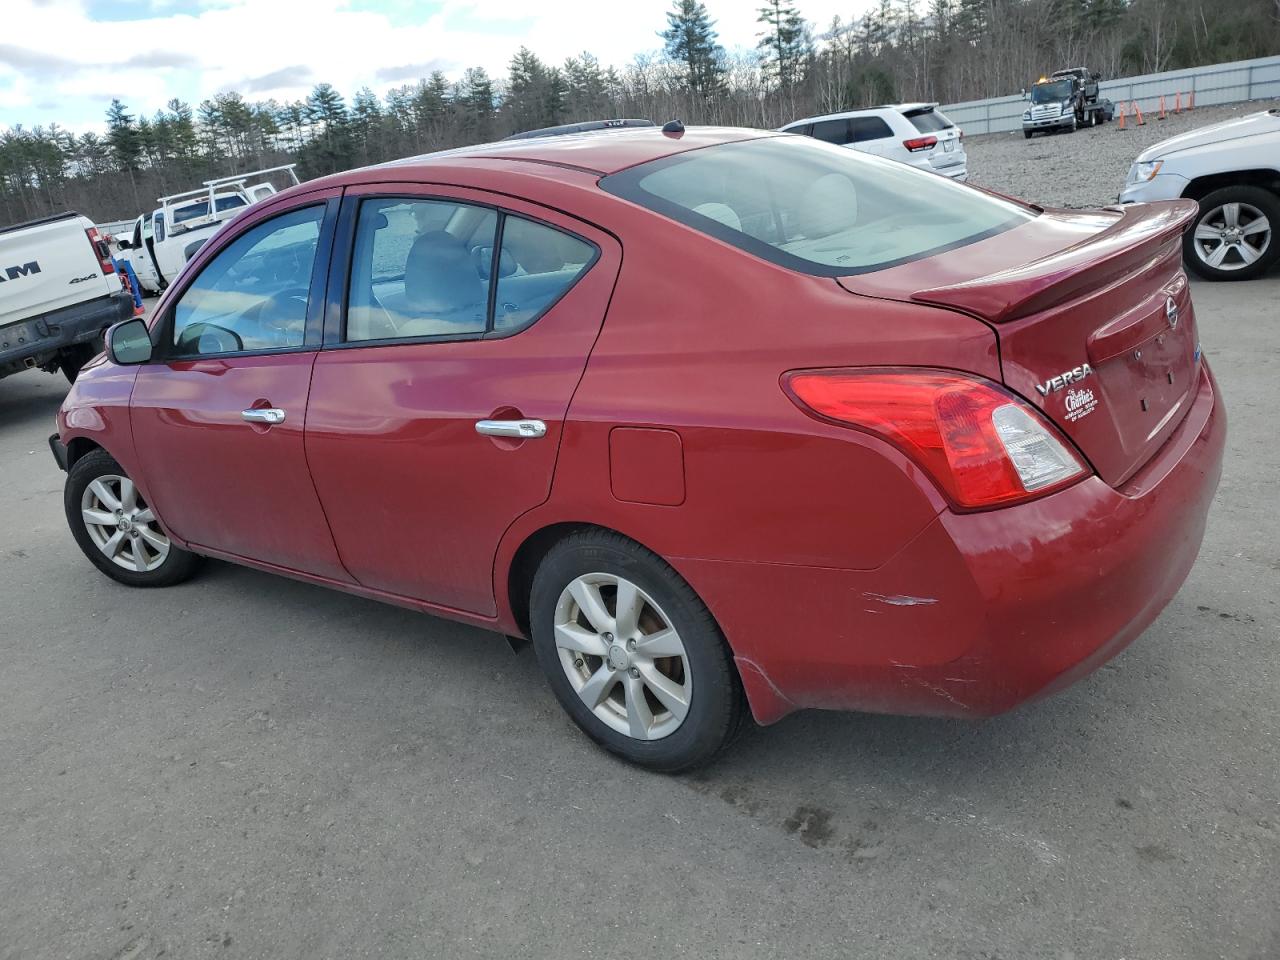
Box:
[52,126,1225,771]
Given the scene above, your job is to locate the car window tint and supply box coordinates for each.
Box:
[170,205,322,356]
[809,119,851,145]
[493,217,596,334]
[346,198,496,342]
[601,136,1033,276]
[905,109,952,133]
[850,116,893,142]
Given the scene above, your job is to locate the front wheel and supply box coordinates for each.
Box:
[530,530,745,772]
[65,449,202,587]
[1183,186,1279,281]
[1023,130,1033,140]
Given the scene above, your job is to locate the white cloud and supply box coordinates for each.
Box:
[0,0,876,131]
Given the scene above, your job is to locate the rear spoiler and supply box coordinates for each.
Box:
[911,200,1198,323]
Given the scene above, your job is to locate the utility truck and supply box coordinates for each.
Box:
[1022,68,1114,138]
[118,165,299,295]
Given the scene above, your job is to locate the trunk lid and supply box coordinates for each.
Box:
[839,201,1202,486]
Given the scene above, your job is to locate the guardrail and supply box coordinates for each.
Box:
[942,55,1280,136]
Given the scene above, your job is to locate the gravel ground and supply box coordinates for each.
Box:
[965,100,1280,208]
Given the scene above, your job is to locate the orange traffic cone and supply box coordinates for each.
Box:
[1188,90,1195,110]
[1158,95,1167,120]
[1117,102,1127,130]
[1132,100,1145,125]
[1175,92,1182,113]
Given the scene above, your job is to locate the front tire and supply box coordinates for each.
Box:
[530,530,745,772]
[65,449,202,587]
[1183,186,1279,281]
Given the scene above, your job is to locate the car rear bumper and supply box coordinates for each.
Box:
[681,362,1225,724]
[0,290,132,378]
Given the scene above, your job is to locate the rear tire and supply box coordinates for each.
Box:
[1183,185,1280,281]
[529,530,745,772]
[65,449,202,588]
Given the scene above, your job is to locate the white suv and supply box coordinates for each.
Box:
[1118,108,1279,281]
[780,104,967,181]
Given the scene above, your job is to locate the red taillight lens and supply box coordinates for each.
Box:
[784,369,1088,509]
[85,227,116,275]
[903,136,937,152]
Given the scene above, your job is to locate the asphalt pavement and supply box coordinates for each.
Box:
[1,277,1276,960]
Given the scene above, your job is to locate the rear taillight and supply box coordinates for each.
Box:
[784,369,1088,510]
[85,227,116,275]
[903,136,937,152]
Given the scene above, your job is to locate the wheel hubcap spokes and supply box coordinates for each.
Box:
[1195,202,1271,271]
[81,475,170,572]
[554,573,691,741]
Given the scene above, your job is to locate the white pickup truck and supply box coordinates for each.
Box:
[0,212,134,383]
[118,165,299,295]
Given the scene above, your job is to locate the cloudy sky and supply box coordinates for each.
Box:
[0,0,876,133]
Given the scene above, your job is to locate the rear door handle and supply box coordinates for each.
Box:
[242,408,286,425]
[475,419,546,439]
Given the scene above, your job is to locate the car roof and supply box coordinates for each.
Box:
[779,103,940,128]
[308,127,775,188]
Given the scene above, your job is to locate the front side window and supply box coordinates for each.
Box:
[169,205,323,356]
[601,136,1034,276]
[153,212,165,243]
[346,197,597,342]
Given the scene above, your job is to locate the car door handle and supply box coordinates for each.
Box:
[475,419,546,439]
[241,408,286,425]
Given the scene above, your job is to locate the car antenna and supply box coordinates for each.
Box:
[662,118,685,136]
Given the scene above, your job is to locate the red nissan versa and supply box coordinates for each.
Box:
[51,126,1225,771]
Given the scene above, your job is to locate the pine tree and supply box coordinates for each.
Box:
[660,0,726,100]
[756,0,811,93]
[105,99,142,172]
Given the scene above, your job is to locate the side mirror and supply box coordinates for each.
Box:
[105,318,153,365]
[1020,88,1028,99]
[1091,72,1101,81]
[117,239,132,250]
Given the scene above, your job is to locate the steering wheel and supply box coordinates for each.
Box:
[257,287,311,345]
[176,322,243,355]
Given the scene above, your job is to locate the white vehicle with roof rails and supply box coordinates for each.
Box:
[779,103,967,181]
[118,164,300,295]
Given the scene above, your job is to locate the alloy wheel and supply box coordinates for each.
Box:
[80,474,170,572]
[1193,201,1272,272]
[553,572,692,741]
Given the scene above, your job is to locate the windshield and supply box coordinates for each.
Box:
[1031,80,1073,103]
[600,136,1033,276]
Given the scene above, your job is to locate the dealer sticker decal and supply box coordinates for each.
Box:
[1064,386,1098,423]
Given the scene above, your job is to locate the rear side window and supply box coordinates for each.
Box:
[904,108,953,134]
[601,136,1033,276]
[344,198,598,343]
[850,116,893,142]
[346,198,497,342]
[809,119,850,145]
[494,218,595,333]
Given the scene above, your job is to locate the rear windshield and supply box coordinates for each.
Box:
[904,107,953,133]
[600,136,1033,276]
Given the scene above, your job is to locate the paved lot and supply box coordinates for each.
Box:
[2,273,1278,959]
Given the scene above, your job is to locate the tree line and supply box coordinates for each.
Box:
[2,0,1277,226]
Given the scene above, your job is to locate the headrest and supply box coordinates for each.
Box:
[693,202,742,232]
[404,230,485,312]
[795,174,859,239]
